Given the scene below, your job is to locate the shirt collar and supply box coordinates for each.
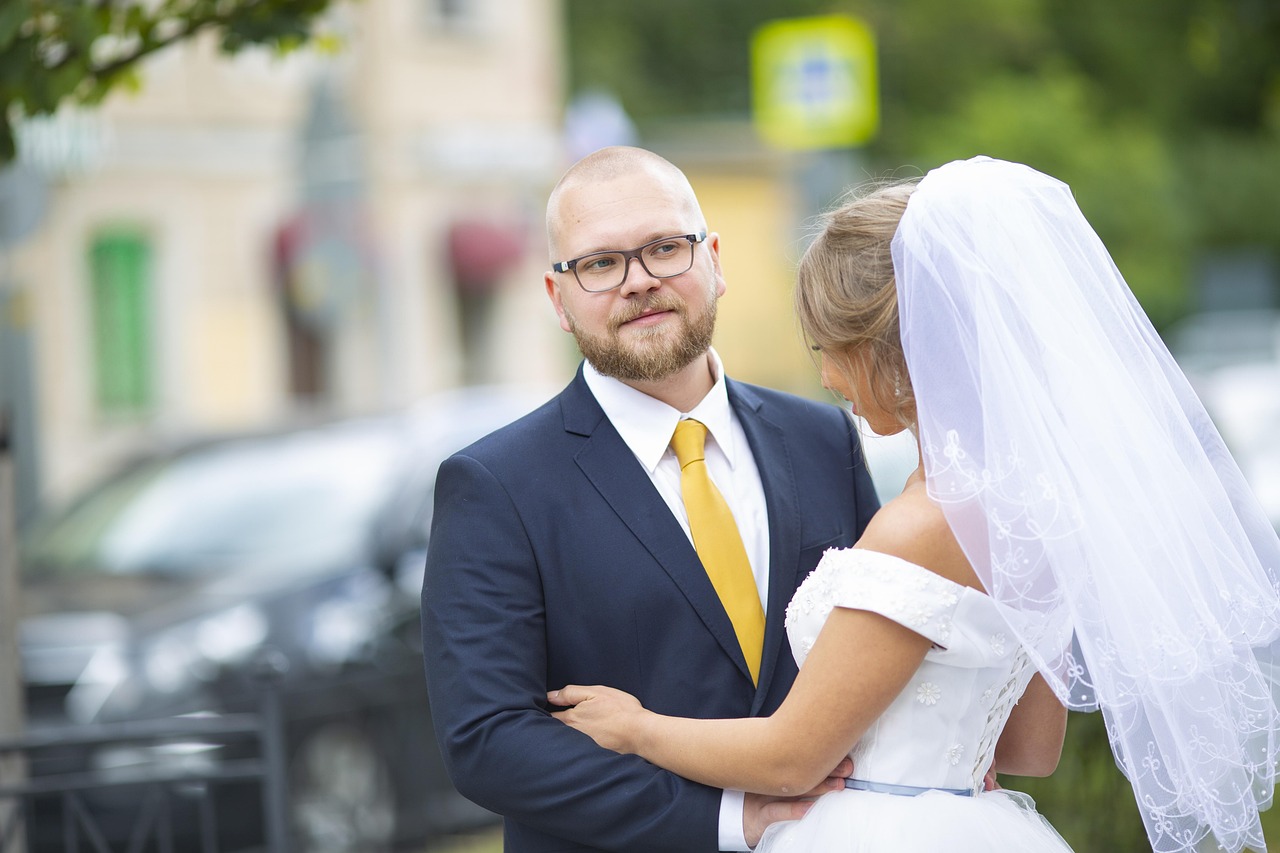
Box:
[583,349,740,475]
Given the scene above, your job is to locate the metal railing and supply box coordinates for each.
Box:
[0,674,291,853]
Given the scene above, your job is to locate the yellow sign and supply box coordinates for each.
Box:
[751,15,879,150]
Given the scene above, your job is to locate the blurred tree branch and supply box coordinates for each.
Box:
[0,0,347,164]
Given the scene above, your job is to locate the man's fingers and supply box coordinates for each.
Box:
[547,685,590,706]
[744,762,852,842]
[743,789,828,845]
[759,798,813,823]
[801,774,846,798]
[798,754,853,796]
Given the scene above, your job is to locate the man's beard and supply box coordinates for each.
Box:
[567,291,717,383]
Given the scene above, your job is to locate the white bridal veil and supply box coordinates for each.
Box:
[894,156,1280,852]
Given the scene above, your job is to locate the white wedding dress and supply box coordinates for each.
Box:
[757,548,1074,852]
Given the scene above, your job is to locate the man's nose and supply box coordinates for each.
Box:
[618,256,661,297]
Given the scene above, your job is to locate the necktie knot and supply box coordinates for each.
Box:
[671,419,708,469]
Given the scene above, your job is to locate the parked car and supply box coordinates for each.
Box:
[19,385,554,852]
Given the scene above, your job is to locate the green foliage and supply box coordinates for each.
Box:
[909,66,1193,327]
[1179,130,1280,247]
[565,0,835,121]
[564,0,1280,329]
[1013,710,1280,851]
[1046,0,1280,133]
[1005,711,1151,852]
[861,0,1054,157]
[0,0,343,163]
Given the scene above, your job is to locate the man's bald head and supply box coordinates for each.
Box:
[545,146,704,258]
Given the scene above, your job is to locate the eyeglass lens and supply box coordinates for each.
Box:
[576,236,695,292]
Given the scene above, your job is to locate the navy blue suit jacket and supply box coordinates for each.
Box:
[421,367,880,852]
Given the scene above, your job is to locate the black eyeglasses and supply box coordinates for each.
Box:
[552,231,707,293]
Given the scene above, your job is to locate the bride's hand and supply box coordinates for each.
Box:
[548,685,648,754]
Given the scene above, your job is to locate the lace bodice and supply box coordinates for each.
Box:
[784,548,1035,794]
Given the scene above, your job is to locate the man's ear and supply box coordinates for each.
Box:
[545,272,572,333]
[706,231,727,298]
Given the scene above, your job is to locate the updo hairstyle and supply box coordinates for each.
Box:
[794,179,920,431]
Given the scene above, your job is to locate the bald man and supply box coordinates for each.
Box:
[422,147,879,852]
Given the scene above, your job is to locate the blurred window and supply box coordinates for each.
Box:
[89,232,153,416]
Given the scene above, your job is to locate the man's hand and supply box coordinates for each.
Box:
[742,757,852,847]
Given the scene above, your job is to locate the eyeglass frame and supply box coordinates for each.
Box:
[551,231,708,293]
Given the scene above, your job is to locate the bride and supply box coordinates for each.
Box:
[549,157,1280,852]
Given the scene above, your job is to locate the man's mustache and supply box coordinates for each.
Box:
[609,296,686,332]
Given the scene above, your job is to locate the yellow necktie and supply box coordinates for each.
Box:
[670,419,765,684]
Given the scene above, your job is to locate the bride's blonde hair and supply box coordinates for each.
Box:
[795,179,919,431]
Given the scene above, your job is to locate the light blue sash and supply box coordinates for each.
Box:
[845,779,978,797]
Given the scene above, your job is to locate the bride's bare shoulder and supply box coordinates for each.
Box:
[856,483,983,592]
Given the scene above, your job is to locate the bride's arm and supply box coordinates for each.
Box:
[551,606,931,797]
[991,673,1067,777]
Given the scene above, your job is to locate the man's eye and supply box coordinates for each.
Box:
[648,241,680,257]
[582,255,618,273]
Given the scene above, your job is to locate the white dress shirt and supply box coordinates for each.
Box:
[583,349,768,851]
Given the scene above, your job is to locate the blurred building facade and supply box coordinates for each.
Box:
[7,0,569,510]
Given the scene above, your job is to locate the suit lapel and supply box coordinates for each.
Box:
[561,371,752,681]
[727,381,804,715]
